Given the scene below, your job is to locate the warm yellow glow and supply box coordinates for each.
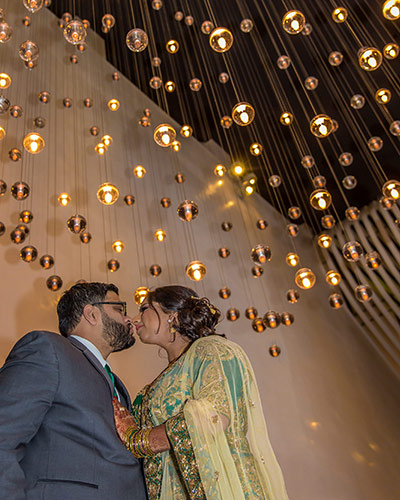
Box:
[295,268,316,289]
[107,98,120,111]
[134,286,150,305]
[318,234,332,249]
[250,142,262,156]
[282,10,305,34]
[310,189,332,210]
[332,7,348,22]
[0,73,11,89]
[382,180,400,199]
[209,27,233,53]
[232,102,255,126]
[233,164,244,176]
[170,140,181,152]
[95,143,107,155]
[244,184,254,195]
[112,240,125,253]
[165,80,175,92]
[214,164,226,177]
[58,192,71,206]
[23,133,45,154]
[97,183,119,205]
[180,125,193,137]
[286,252,299,267]
[102,135,113,146]
[280,112,293,125]
[0,126,5,140]
[383,0,400,20]
[166,39,179,53]
[186,260,207,281]
[326,271,341,286]
[217,179,223,186]
[358,47,382,71]
[375,89,391,104]
[310,114,334,138]
[154,229,166,241]
[383,43,399,59]
[134,165,146,178]
[154,124,176,147]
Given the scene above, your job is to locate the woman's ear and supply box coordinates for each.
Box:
[82,304,100,326]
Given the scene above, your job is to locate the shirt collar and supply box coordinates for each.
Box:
[70,335,109,369]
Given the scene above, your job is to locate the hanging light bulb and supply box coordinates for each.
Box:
[107,99,120,111]
[170,140,181,152]
[189,78,202,91]
[329,293,344,309]
[154,229,166,241]
[263,311,281,329]
[365,251,382,269]
[201,20,214,34]
[295,268,316,289]
[19,40,39,61]
[358,47,382,71]
[165,80,176,92]
[80,231,92,243]
[107,259,120,272]
[282,10,306,34]
[23,0,43,13]
[97,183,119,205]
[150,264,162,277]
[232,102,255,126]
[355,284,373,302]
[214,164,226,177]
[368,136,383,151]
[67,214,87,234]
[180,125,193,137]
[383,0,400,20]
[280,112,293,125]
[126,28,148,52]
[288,206,301,219]
[124,194,135,206]
[0,126,5,140]
[342,241,364,262]
[286,252,299,267]
[11,181,30,200]
[226,308,240,321]
[221,221,233,231]
[249,142,262,156]
[256,219,268,230]
[19,210,33,224]
[0,73,11,89]
[47,275,63,291]
[149,76,162,89]
[219,287,231,299]
[23,132,45,154]
[40,254,54,269]
[166,39,179,53]
[251,245,272,265]
[63,20,86,44]
[332,7,348,22]
[101,135,112,147]
[245,307,258,320]
[252,265,263,278]
[345,207,360,220]
[133,165,146,178]
[209,27,234,52]
[220,115,233,128]
[112,240,125,253]
[160,197,171,208]
[95,143,107,155]
[186,260,207,281]
[375,88,391,104]
[20,245,38,262]
[218,247,230,258]
[177,200,199,221]
[90,127,100,137]
[310,114,334,138]
[318,234,332,248]
[326,270,341,286]
[277,55,291,69]
[243,181,254,195]
[154,123,176,147]
[309,189,332,210]
[287,289,300,303]
[382,180,400,200]
[321,215,336,229]
[134,286,150,304]
[305,76,318,90]
[58,192,71,206]
[383,42,399,59]
[102,14,115,29]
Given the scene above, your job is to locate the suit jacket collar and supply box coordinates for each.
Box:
[67,336,131,408]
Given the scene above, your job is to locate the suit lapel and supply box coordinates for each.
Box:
[67,336,115,398]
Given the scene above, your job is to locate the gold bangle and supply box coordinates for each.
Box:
[141,428,155,456]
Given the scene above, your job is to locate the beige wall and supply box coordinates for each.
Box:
[1,3,400,499]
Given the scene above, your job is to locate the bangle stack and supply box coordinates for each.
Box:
[124,426,155,458]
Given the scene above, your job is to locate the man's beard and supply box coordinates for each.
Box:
[101,311,135,352]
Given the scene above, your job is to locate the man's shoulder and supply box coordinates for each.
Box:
[12,330,69,352]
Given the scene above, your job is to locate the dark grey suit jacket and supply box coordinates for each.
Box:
[0,331,147,500]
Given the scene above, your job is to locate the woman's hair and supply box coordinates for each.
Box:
[146,285,223,340]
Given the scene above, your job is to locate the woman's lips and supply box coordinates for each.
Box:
[135,324,143,333]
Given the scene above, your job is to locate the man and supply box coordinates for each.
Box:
[0,282,147,500]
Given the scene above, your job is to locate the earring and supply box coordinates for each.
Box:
[168,318,176,343]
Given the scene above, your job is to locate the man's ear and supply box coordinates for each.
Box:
[82,304,100,326]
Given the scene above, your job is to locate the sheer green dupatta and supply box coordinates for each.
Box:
[174,336,289,500]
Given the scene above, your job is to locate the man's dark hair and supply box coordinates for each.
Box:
[57,282,119,337]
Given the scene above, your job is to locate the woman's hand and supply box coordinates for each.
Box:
[112,398,137,443]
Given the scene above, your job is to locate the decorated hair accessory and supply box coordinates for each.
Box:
[190,295,217,315]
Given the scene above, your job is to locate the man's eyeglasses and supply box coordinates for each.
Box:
[91,301,127,316]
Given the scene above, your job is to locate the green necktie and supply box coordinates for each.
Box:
[104,364,118,398]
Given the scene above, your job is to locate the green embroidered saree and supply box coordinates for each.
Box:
[131,336,288,500]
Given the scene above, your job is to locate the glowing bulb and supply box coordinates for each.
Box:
[318,198,326,209]
[218,38,226,49]
[162,133,170,145]
[240,111,249,123]
[233,165,244,175]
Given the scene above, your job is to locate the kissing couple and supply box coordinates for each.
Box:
[0,281,289,500]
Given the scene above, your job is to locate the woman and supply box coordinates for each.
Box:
[113,285,288,500]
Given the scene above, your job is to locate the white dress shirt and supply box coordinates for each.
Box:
[70,335,120,401]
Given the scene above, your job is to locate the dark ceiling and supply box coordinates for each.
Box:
[49,0,400,233]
